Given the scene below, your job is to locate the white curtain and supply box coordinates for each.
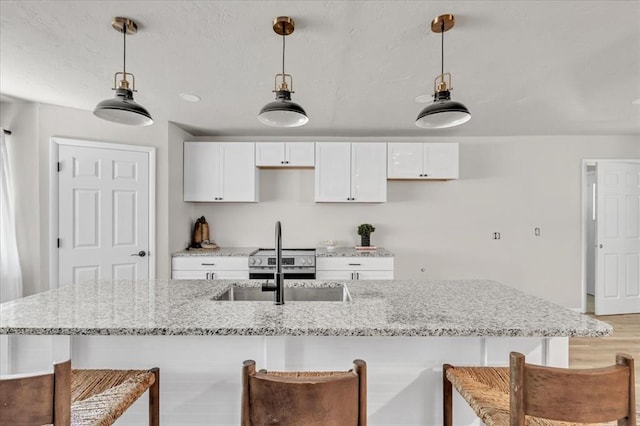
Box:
[0,132,22,302]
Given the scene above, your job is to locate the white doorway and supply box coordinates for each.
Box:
[582,159,640,315]
[50,137,156,288]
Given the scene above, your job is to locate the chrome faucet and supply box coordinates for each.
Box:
[262,221,284,305]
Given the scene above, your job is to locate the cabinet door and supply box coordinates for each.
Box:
[316,270,355,280]
[184,142,222,201]
[286,143,315,166]
[221,143,257,202]
[315,143,351,202]
[256,143,285,166]
[387,143,423,179]
[424,143,459,179]
[351,143,387,202]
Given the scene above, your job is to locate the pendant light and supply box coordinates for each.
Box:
[258,16,308,128]
[94,17,153,126]
[415,14,470,129]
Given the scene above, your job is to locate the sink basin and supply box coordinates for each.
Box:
[214,285,352,302]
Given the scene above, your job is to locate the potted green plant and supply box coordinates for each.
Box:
[357,224,375,247]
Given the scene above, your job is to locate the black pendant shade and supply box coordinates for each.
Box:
[416,90,471,129]
[94,88,153,126]
[258,90,308,128]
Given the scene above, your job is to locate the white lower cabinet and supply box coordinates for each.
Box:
[316,257,394,280]
[171,256,249,280]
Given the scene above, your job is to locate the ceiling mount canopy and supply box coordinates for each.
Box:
[258,16,309,128]
[93,17,153,126]
[415,14,471,129]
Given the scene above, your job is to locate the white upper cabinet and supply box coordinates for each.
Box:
[315,142,387,202]
[256,142,315,167]
[387,143,458,180]
[184,142,257,202]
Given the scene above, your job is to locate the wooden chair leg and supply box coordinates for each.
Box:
[443,364,453,426]
[241,360,256,426]
[353,359,367,426]
[149,368,160,426]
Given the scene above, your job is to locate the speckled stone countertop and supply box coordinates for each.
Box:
[315,247,394,257]
[0,280,610,337]
[172,247,258,257]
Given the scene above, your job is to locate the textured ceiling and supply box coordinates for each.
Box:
[1,1,639,137]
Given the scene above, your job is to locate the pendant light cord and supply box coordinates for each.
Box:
[122,23,127,76]
[281,21,286,86]
[440,20,444,81]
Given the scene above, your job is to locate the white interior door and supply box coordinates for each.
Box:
[58,144,150,286]
[595,161,640,315]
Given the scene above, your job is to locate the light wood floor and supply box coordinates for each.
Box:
[569,313,640,406]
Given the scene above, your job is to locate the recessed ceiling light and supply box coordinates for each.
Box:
[179,93,201,103]
[414,93,432,103]
[632,98,640,105]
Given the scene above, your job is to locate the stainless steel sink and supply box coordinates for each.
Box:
[214,285,352,302]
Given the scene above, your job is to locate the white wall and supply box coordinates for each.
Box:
[168,122,194,256]
[183,136,639,309]
[1,101,172,295]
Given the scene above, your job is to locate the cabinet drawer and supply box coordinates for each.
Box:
[172,270,249,280]
[316,257,394,271]
[171,256,248,271]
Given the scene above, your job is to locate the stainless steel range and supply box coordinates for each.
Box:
[249,248,316,280]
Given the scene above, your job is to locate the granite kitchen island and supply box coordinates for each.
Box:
[0,279,610,425]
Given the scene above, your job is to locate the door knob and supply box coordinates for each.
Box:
[131,251,147,257]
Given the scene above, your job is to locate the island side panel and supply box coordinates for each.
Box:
[68,334,564,425]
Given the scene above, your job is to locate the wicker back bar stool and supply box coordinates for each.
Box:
[443,352,636,426]
[0,359,159,425]
[241,359,367,426]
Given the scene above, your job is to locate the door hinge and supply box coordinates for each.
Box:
[57,162,62,172]
[57,238,61,248]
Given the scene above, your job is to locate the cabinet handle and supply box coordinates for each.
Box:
[211,272,215,279]
[201,263,215,266]
[350,272,354,280]
[206,272,210,280]
[348,263,361,266]
[281,161,285,164]
[356,272,360,280]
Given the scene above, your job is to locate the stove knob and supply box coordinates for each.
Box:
[256,258,262,265]
[306,257,314,265]
[300,258,307,265]
[249,258,255,265]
